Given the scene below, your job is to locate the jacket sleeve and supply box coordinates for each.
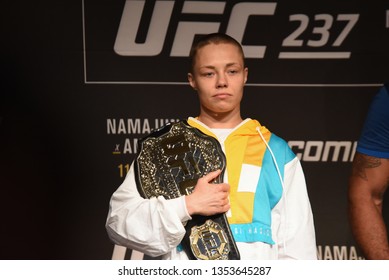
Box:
[274,156,317,260]
[105,162,192,257]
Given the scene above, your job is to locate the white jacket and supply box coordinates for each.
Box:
[106,118,317,260]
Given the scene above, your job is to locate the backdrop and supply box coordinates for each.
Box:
[1,0,389,260]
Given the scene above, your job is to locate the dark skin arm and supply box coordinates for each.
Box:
[348,152,389,259]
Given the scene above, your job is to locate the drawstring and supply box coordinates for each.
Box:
[256,126,288,256]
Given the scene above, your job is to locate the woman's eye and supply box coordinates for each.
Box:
[203,72,214,77]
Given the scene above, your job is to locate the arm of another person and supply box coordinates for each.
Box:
[348,152,389,259]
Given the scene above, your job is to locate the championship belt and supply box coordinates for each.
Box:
[134,120,240,260]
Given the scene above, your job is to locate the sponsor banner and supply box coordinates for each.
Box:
[83,0,389,85]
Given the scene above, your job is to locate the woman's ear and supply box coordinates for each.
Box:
[188,73,197,90]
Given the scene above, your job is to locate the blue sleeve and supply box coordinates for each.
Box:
[356,83,389,158]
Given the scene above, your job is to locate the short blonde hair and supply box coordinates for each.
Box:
[189,33,245,74]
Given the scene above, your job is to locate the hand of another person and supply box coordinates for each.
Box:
[185,169,230,216]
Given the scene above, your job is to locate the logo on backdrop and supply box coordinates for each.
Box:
[317,245,364,260]
[289,140,357,162]
[114,1,357,59]
[83,0,389,85]
[107,118,180,155]
[107,118,180,178]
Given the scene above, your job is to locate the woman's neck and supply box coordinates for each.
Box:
[197,112,243,128]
